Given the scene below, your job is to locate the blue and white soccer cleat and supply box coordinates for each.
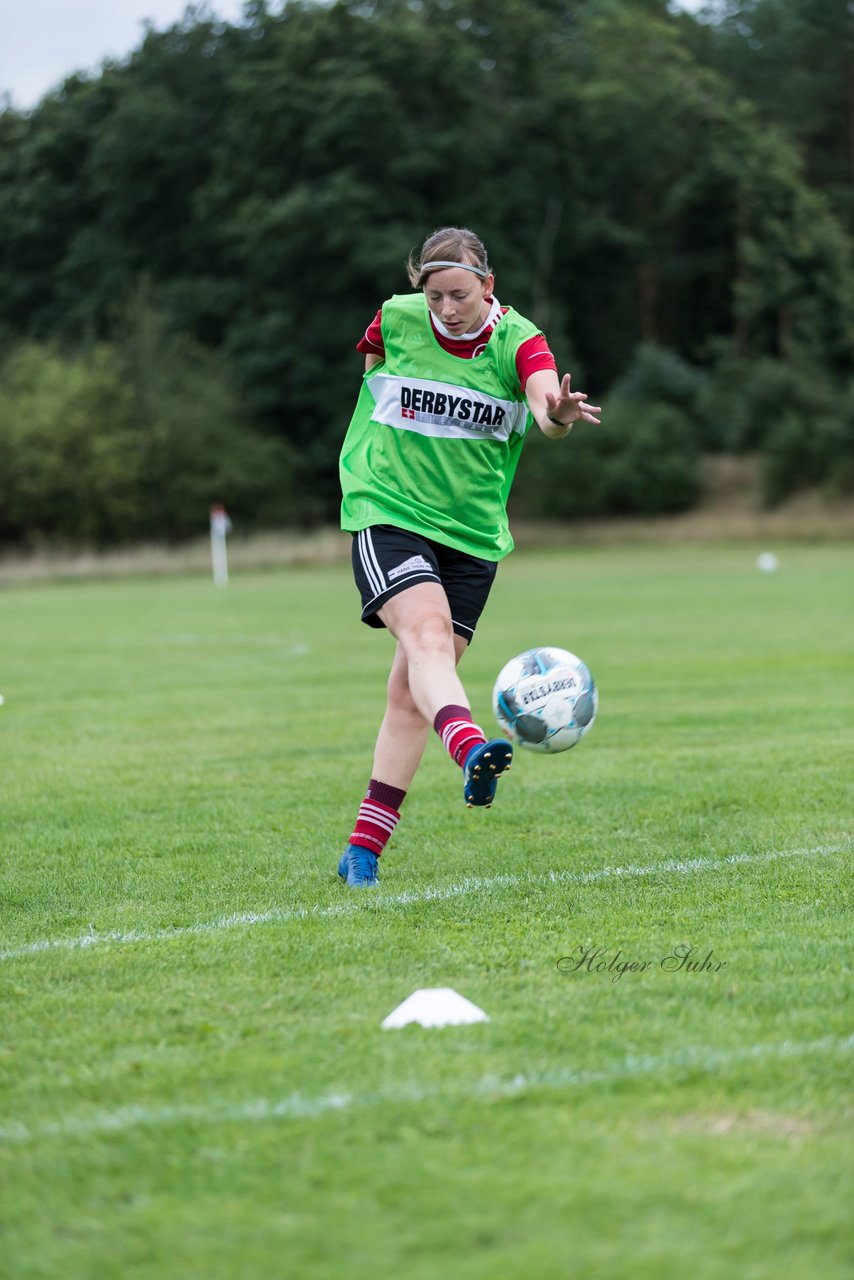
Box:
[463,738,513,808]
[338,844,380,888]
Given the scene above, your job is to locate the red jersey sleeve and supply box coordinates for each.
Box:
[356,309,385,357]
[516,334,558,392]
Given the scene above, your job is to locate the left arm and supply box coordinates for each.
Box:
[525,370,602,440]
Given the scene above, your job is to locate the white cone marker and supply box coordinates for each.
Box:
[382,988,490,1029]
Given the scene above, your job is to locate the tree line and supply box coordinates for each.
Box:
[0,0,851,545]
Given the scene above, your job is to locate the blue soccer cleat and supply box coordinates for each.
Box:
[463,738,513,808]
[338,844,380,888]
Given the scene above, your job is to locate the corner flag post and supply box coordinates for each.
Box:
[210,503,231,587]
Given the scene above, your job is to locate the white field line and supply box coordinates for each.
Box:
[1,840,849,965]
[1,1032,851,1147]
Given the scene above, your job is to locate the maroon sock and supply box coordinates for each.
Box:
[349,778,406,855]
[433,704,486,769]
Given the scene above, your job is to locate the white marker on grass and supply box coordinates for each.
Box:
[382,988,490,1029]
[210,504,232,587]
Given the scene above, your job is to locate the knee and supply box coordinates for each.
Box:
[402,611,454,659]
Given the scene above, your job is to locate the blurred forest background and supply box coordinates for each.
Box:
[0,0,852,548]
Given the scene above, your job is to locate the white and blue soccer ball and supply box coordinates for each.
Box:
[492,646,598,754]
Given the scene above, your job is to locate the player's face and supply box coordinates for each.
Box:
[423,266,493,334]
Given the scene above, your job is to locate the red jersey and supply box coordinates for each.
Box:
[356,296,557,392]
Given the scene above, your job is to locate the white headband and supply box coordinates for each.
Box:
[419,259,488,279]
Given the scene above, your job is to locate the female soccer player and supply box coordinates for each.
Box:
[337,227,601,886]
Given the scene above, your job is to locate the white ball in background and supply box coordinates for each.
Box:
[757,552,779,573]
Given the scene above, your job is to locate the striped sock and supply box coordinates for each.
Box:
[349,779,406,856]
[433,704,486,769]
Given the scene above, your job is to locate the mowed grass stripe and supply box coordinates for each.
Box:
[1,840,847,962]
[1,1031,850,1147]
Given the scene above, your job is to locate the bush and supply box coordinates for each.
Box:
[696,355,842,455]
[691,353,852,504]
[762,379,854,505]
[0,320,311,546]
[514,395,701,519]
[0,342,141,543]
[610,344,705,415]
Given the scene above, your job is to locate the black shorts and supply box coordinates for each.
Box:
[351,525,498,642]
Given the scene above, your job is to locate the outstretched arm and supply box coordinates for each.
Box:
[525,370,602,439]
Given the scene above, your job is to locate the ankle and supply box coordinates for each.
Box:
[433,704,486,768]
[349,781,405,856]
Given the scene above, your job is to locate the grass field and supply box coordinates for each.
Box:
[1,542,851,1279]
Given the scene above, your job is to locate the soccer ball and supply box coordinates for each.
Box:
[492,646,597,754]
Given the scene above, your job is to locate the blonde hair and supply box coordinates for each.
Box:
[406,227,491,288]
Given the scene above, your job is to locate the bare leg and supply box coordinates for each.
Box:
[377,583,511,808]
[377,582,470,726]
[340,587,486,882]
[372,630,469,790]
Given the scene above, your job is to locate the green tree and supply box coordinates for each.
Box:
[718,112,854,371]
[0,340,141,543]
[705,0,854,228]
[1,0,852,539]
[0,291,308,546]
